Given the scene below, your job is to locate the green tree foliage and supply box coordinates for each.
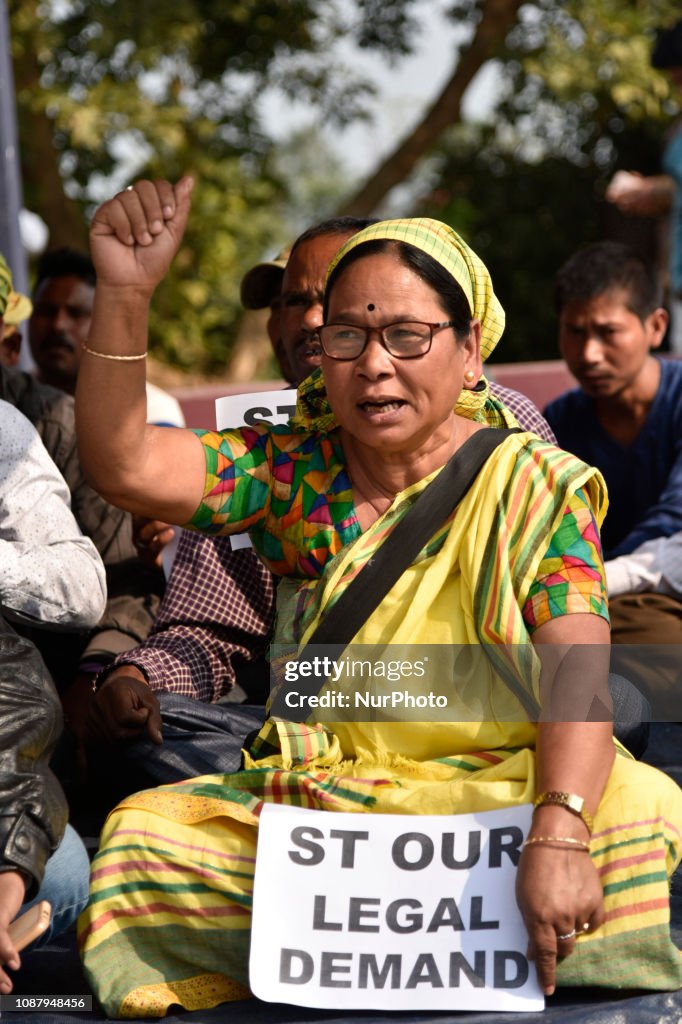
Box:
[416,121,665,364]
[9,0,682,372]
[408,0,680,362]
[496,0,679,157]
[8,0,418,373]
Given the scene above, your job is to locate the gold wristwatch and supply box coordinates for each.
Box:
[533,791,593,833]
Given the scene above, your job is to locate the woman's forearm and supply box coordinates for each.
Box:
[77,283,152,498]
[531,614,615,832]
[518,616,614,995]
[517,721,612,997]
[534,721,614,835]
[75,177,207,525]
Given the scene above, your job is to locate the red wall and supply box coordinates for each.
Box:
[170,361,577,430]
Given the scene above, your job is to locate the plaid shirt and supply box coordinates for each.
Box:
[111,531,274,702]
[488,381,556,443]
[111,384,552,702]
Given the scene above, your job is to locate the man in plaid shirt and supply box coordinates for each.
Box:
[86,218,556,793]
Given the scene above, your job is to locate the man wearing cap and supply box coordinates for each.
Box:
[0,255,106,629]
[0,276,32,368]
[85,216,559,797]
[0,259,107,987]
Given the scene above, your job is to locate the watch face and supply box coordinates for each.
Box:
[535,791,580,809]
[534,791,592,831]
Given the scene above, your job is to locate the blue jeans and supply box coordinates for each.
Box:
[23,824,90,946]
[92,695,267,801]
[96,681,649,803]
[610,672,651,759]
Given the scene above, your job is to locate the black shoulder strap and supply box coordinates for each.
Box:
[270,427,519,720]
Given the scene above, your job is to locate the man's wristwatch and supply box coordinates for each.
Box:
[533,791,594,834]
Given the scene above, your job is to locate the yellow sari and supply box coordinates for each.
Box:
[79,435,682,1017]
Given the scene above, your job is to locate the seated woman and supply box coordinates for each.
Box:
[76,180,682,1018]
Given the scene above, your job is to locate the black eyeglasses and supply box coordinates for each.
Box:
[317,320,457,361]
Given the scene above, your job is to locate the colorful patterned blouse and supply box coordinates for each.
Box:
[189,426,608,631]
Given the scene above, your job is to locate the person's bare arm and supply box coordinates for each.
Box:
[76,177,206,525]
[606,171,675,217]
[517,613,614,997]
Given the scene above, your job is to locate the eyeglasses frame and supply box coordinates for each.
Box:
[317,320,458,361]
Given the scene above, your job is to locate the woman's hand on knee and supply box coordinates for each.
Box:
[516,845,604,996]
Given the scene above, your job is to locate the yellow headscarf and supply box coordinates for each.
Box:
[0,253,32,331]
[291,217,516,432]
[0,254,12,318]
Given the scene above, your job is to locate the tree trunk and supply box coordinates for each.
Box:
[12,8,87,251]
[225,310,275,383]
[336,0,524,217]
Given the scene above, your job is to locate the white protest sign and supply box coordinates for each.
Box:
[250,803,543,1012]
[215,389,297,431]
[214,388,297,550]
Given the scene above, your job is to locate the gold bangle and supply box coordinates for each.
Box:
[82,342,147,361]
[522,835,590,852]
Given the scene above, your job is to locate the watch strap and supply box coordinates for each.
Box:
[533,790,594,834]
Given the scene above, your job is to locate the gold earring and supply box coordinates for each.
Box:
[464,370,476,384]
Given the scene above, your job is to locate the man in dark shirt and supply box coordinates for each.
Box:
[545,241,682,716]
[546,242,679,557]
